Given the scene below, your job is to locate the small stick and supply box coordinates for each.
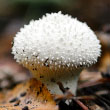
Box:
[78,78,110,89]
[74,99,88,110]
[57,81,89,110]
[57,81,66,93]
[77,95,95,100]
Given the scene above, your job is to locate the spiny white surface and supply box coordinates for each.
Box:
[12,11,101,68]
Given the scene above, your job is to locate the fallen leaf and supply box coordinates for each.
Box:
[96,32,110,48]
[96,32,110,72]
[79,69,102,82]
[0,58,31,89]
[0,78,58,110]
[98,52,110,72]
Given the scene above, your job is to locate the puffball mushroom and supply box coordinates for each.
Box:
[12,12,101,95]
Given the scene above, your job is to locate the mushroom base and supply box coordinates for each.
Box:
[29,65,82,95]
[41,69,82,95]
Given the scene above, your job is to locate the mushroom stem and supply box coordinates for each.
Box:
[30,66,82,95]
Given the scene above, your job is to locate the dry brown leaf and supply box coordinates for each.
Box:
[97,32,110,48]
[0,78,58,110]
[0,35,13,58]
[0,93,5,101]
[89,104,104,110]
[79,69,102,82]
[99,52,110,72]
[96,32,110,72]
[0,58,30,89]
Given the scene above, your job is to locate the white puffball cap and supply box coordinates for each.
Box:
[12,11,101,68]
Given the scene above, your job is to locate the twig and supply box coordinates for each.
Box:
[78,78,110,89]
[56,81,89,110]
[73,99,88,110]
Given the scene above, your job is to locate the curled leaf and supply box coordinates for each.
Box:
[0,78,58,110]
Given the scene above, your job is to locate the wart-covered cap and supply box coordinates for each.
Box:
[12,12,101,68]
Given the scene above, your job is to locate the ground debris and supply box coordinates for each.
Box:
[0,78,58,110]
